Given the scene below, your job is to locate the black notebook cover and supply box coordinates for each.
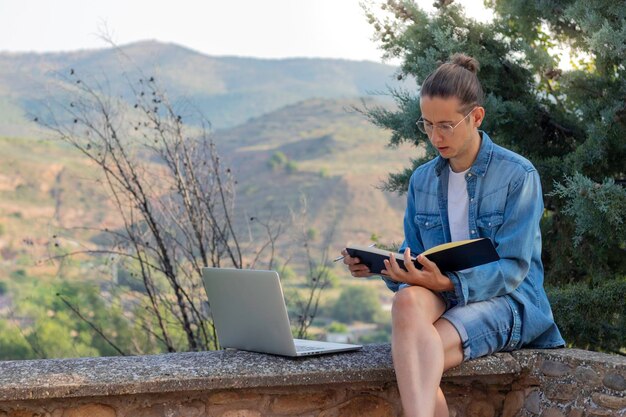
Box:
[345,238,499,274]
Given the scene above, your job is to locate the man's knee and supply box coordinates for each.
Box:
[392,286,437,323]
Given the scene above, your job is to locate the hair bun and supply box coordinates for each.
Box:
[450,53,480,74]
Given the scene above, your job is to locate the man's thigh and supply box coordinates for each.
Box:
[439,296,516,362]
[434,318,463,371]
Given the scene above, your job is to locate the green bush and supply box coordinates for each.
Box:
[332,285,382,323]
[547,278,626,354]
[10,269,26,279]
[267,151,288,170]
[285,160,298,174]
[326,321,348,333]
[358,322,392,344]
[0,320,34,360]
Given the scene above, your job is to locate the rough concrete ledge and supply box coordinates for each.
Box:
[512,346,626,370]
[0,343,527,402]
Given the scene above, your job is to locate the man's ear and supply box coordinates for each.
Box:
[472,106,485,128]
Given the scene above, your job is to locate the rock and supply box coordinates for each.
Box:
[541,360,571,377]
[541,408,565,417]
[119,401,205,417]
[591,392,626,410]
[466,400,495,417]
[208,391,264,405]
[524,390,542,415]
[544,383,577,401]
[502,391,524,417]
[62,405,116,417]
[567,408,584,417]
[269,391,335,414]
[574,366,600,384]
[318,396,394,417]
[585,407,614,417]
[602,372,626,391]
[219,411,261,417]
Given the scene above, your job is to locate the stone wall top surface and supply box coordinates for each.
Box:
[0,344,622,403]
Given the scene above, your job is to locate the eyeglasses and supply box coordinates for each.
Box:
[416,108,475,137]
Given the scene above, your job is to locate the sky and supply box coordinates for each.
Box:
[0,0,491,63]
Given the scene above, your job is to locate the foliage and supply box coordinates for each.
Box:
[326,321,349,333]
[0,94,405,359]
[285,160,299,174]
[0,320,33,360]
[547,278,626,354]
[360,0,626,282]
[268,151,288,170]
[34,66,285,354]
[36,69,242,352]
[287,196,340,338]
[370,233,401,252]
[363,0,625,351]
[332,285,382,323]
[550,174,626,282]
[267,151,299,174]
[358,322,393,344]
[0,277,139,360]
[0,58,409,359]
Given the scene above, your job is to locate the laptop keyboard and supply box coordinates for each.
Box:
[295,344,322,352]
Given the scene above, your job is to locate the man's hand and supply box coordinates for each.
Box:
[341,249,375,278]
[381,248,454,291]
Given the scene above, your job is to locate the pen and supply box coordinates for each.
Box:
[333,243,376,262]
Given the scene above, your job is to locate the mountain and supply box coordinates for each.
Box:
[0,42,418,357]
[0,97,418,279]
[214,97,416,255]
[0,40,419,281]
[0,40,403,135]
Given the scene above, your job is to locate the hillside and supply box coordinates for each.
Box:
[0,97,418,278]
[215,98,416,258]
[0,137,120,254]
[0,40,402,135]
[0,43,417,357]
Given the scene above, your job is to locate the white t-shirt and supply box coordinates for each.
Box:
[447,166,470,242]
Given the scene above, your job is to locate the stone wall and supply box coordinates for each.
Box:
[443,349,625,417]
[0,345,623,417]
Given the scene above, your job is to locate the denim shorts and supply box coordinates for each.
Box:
[441,295,522,361]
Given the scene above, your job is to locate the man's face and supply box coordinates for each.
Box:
[419,96,482,169]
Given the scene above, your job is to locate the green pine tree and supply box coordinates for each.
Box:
[363,0,625,352]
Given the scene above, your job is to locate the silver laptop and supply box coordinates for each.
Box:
[202,267,362,357]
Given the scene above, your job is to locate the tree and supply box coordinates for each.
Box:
[286,195,339,338]
[36,65,283,354]
[332,285,382,323]
[0,320,33,360]
[363,0,625,351]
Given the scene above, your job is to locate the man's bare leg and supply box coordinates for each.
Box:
[434,318,464,417]
[391,286,463,417]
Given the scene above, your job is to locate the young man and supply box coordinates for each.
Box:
[341,54,564,417]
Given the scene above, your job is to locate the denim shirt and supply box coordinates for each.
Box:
[383,132,565,349]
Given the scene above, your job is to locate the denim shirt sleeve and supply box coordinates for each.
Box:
[443,169,544,306]
[380,172,426,292]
